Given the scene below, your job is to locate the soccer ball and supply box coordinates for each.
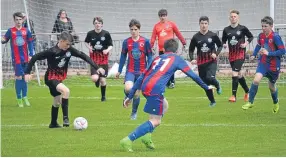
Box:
[73,117,88,130]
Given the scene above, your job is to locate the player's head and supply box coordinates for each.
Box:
[93,17,103,31]
[164,39,178,53]
[261,16,273,35]
[229,10,239,25]
[199,16,209,32]
[13,12,24,27]
[57,9,67,19]
[58,31,74,50]
[129,19,141,38]
[158,9,168,22]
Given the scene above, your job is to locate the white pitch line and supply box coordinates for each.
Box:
[1,123,286,128]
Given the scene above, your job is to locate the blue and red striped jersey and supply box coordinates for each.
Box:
[3,27,34,64]
[253,31,286,72]
[118,36,153,74]
[127,52,209,98]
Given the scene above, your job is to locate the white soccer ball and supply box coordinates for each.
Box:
[73,117,88,130]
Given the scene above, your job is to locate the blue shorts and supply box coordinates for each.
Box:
[256,64,280,84]
[13,63,28,77]
[143,94,165,115]
[125,72,141,83]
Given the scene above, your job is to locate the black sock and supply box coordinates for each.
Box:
[51,105,59,124]
[101,85,106,98]
[61,98,69,119]
[205,89,215,103]
[238,77,249,93]
[95,79,100,88]
[208,78,220,89]
[232,76,239,97]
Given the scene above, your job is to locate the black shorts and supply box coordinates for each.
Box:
[198,61,217,82]
[91,64,108,77]
[45,79,62,97]
[159,51,164,55]
[230,59,244,72]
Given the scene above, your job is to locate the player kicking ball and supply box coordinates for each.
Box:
[242,16,285,113]
[119,39,215,152]
[24,31,104,128]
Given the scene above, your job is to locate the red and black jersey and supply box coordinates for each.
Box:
[85,30,113,65]
[189,31,222,65]
[25,45,99,81]
[222,24,254,62]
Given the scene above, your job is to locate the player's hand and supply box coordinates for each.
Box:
[102,49,109,55]
[97,68,105,76]
[259,48,269,56]
[1,36,6,43]
[190,60,197,65]
[223,44,228,49]
[115,72,120,79]
[240,43,248,48]
[211,53,217,59]
[207,85,216,90]
[24,74,32,83]
[250,55,255,61]
[28,56,32,62]
[123,98,132,108]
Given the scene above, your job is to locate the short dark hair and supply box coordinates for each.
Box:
[230,9,239,15]
[199,16,209,23]
[164,39,178,53]
[158,9,168,16]
[93,17,103,24]
[129,19,141,29]
[57,9,68,19]
[59,31,74,43]
[261,16,273,25]
[13,12,24,19]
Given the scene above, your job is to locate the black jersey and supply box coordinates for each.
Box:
[84,29,113,52]
[25,45,99,81]
[189,31,222,65]
[222,24,253,62]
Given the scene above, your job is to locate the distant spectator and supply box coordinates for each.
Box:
[22,12,36,49]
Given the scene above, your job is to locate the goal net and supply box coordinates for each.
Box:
[1,0,286,88]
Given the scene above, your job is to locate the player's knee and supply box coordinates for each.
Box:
[100,78,106,86]
[124,86,132,94]
[134,90,140,98]
[150,119,161,127]
[62,87,70,98]
[91,75,99,83]
[15,76,22,80]
[268,83,276,92]
[253,79,260,85]
[52,104,60,108]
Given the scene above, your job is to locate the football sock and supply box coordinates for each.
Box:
[15,79,22,99]
[61,98,69,118]
[249,83,258,104]
[239,77,249,93]
[232,76,239,97]
[132,97,140,113]
[128,120,154,141]
[270,88,278,104]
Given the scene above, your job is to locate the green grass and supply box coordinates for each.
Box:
[1,78,286,156]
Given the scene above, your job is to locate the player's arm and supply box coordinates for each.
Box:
[188,37,196,61]
[103,32,113,54]
[214,34,223,55]
[70,47,100,71]
[26,29,34,57]
[267,35,286,56]
[118,40,128,74]
[145,39,153,66]
[252,34,262,57]
[1,29,11,44]
[172,22,186,46]
[150,25,157,48]
[221,28,227,45]
[25,50,50,74]
[176,57,209,90]
[244,26,254,44]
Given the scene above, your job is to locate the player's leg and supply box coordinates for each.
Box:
[90,65,100,88]
[130,90,141,120]
[242,67,264,109]
[123,72,135,98]
[99,64,108,101]
[14,64,24,107]
[198,64,216,106]
[120,95,164,152]
[56,82,70,127]
[237,59,249,102]
[229,61,239,102]
[21,63,30,106]
[266,71,279,113]
[45,80,62,128]
[206,62,222,95]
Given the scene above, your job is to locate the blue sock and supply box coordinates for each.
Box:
[21,79,27,98]
[132,97,140,113]
[128,120,154,141]
[15,79,22,99]
[270,88,278,104]
[249,83,258,104]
